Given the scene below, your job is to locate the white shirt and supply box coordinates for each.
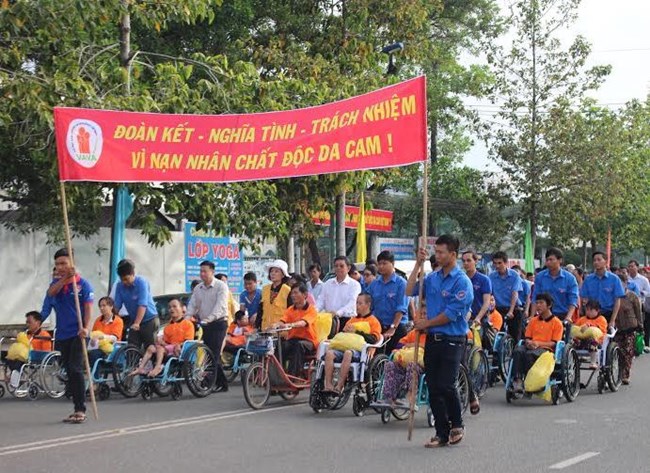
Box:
[186,278,229,324]
[316,275,361,318]
[630,273,650,306]
[308,279,324,302]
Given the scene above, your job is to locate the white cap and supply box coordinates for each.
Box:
[565,264,576,272]
[266,259,289,278]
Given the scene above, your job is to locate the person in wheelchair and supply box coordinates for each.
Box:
[511,293,563,392]
[131,298,194,378]
[88,297,124,368]
[224,310,253,356]
[379,328,426,406]
[272,283,319,377]
[321,293,382,395]
[473,295,503,350]
[6,311,53,388]
[571,300,607,369]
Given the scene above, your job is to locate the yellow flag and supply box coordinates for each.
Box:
[356,193,367,263]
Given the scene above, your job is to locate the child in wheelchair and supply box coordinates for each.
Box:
[224,310,253,355]
[571,300,607,369]
[511,293,563,392]
[321,293,382,395]
[5,311,53,388]
[131,298,194,378]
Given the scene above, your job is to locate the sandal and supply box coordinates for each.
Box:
[148,366,163,378]
[424,437,448,448]
[470,400,480,415]
[449,427,464,445]
[62,413,77,423]
[70,413,86,424]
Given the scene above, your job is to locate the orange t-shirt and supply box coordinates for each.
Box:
[575,315,608,342]
[346,314,382,343]
[398,330,426,347]
[282,303,319,348]
[92,316,124,341]
[227,323,253,347]
[29,329,53,352]
[163,319,195,345]
[525,315,563,343]
[487,309,503,331]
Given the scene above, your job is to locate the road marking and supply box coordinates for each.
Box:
[553,419,578,424]
[549,452,600,469]
[0,403,305,457]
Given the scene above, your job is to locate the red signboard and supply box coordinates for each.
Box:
[312,206,393,232]
[54,77,427,183]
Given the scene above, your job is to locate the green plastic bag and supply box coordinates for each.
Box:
[634,332,645,356]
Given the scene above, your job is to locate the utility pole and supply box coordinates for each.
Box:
[336,191,346,257]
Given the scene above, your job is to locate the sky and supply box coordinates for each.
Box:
[463,0,650,171]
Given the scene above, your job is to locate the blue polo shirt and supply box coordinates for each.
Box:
[627,280,640,296]
[518,279,531,307]
[41,277,95,341]
[469,271,492,317]
[489,269,523,308]
[581,271,625,313]
[114,275,158,323]
[532,268,579,316]
[239,288,262,317]
[418,267,473,337]
[367,272,408,326]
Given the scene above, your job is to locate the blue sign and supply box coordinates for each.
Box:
[184,222,244,293]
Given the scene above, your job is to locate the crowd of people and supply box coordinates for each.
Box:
[4,238,648,447]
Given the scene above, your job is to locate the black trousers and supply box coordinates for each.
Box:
[497,307,523,342]
[56,337,86,413]
[381,323,408,354]
[424,334,465,442]
[127,317,160,350]
[202,319,229,387]
[281,338,314,377]
[511,346,547,380]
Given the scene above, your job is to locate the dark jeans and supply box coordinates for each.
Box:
[644,311,650,347]
[56,337,86,413]
[497,307,523,342]
[424,334,465,442]
[381,323,408,354]
[127,317,160,350]
[511,345,547,380]
[203,319,229,388]
[281,338,314,377]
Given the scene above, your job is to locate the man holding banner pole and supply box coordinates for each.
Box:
[406,235,473,447]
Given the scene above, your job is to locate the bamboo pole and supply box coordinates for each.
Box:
[59,182,99,420]
[407,160,428,441]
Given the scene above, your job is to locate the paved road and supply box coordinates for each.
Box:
[2,356,650,473]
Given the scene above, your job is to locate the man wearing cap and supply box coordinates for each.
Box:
[627,260,650,349]
[186,260,231,392]
[316,256,361,331]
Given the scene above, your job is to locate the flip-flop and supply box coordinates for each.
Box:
[449,427,464,445]
[69,413,86,424]
[424,437,448,448]
[470,401,480,415]
[62,413,77,423]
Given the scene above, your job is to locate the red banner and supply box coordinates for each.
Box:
[54,77,427,183]
[312,206,393,232]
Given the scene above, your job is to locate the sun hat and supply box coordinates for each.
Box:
[266,259,289,278]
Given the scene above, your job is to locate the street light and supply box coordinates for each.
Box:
[381,42,404,75]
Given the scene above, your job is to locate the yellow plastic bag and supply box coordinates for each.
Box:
[315,312,333,342]
[524,351,555,393]
[471,325,482,349]
[349,321,371,334]
[394,346,424,368]
[7,332,30,362]
[328,332,366,352]
[98,339,114,355]
[571,325,603,341]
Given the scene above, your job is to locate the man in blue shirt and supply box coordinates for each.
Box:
[489,251,523,341]
[41,248,94,424]
[367,250,408,353]
[512,265,532,318]
[581,251,625,325]
[462,250,492,325]
[407,235,473,448]
[113,259,160,349]
[239,272,262,326]
[531,248,579,321]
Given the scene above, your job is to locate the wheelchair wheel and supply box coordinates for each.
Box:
[183,344,216,398]
[381,408,391,424]
[457,364,470,415]
[222,352,238,383]
[0,384,4,398]
[467,347,489,399]
[279,390,300,401]
[40,352,66,399]
[561,347,580,402]
[98,383,111,401]
[352,394,367,417]
[243,362,270,409]
[367,354,389,409]
[112,346,143,398]
[141,383,153,400]
[153,381,173,398]
[171,382,183,400]
[551,385,560,405]
[427,408,434,427]
[498,336,514,381]
[605,343,622,392]
[27,382,39,401]
[392,405,410,421]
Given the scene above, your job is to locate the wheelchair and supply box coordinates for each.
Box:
[222,347,253,383]
[575,328,622,394]
[309,335,387,415]
[89,341,130,400]
[464,325,489,399]
[505,320,580,405]
[0,335,65,400]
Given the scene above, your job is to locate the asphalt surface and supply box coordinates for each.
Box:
[2,356,650,473]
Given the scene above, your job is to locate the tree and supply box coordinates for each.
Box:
[487,0,611,253]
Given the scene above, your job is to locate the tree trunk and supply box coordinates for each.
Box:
[308,238,321,265]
